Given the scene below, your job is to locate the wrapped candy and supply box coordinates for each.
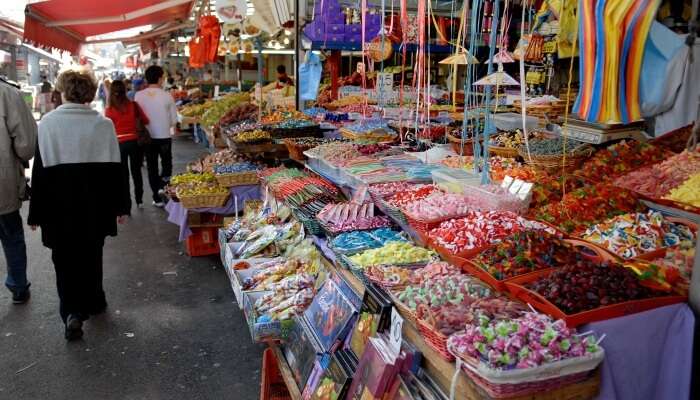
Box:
[348,241,436,268]
[402,193,473,222]
[614,149,700,199]
[582,211,695,259]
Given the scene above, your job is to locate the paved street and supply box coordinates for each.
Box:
[0,137,262,400]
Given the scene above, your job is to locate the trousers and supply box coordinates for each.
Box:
[146,138,172,202]
[51,240,105,323]
[120,139,144,209]
[0,210,29,294]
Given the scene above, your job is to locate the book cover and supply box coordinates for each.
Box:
[345,338,399,400]
[283,317,324,391]
[310,352,353,400]
[303,279,357,352]
[349,312,379,359]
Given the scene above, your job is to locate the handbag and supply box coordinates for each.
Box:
[134,102,151,146]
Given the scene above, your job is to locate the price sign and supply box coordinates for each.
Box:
[509,179,525,195]
[216,0,246,23]
[356,62,365,74]
[543,40,557,54]
[389,307,404,357]
[517,182,534,200]
[377,72,393,92]
[501,175,515,189]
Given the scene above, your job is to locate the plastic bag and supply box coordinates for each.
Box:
[299,52,322,101]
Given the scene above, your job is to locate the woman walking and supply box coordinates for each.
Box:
[105,80,149,209]
[28,68,130,341]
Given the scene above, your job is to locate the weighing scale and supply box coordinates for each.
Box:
[551,118,650,144]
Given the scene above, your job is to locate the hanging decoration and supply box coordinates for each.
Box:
[573,0,662,123]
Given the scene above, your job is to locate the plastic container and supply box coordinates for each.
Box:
[185,227,220,257]
[492,112,539,131]
[260,348,293,400]
[504,268,687,327]
[431,168,481,194]
[462,185,531,215]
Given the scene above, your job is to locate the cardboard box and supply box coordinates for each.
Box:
[242,290,295,342]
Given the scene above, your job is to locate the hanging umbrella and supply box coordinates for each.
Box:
[439,49,480,65]
[473,63,519,86]
[488,48,515,64]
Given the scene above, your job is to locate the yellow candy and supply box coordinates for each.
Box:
[664,173,700,207]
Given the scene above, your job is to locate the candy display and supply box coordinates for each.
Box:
[473,231,578,280]
[527,261,657,314]
[576,140,672,182]
[429,211,552,256]
[664,173,700,208]
[330,228,406,254]
[401,193,472,223]
[218,103,258,126]
[200,92,251,127]
[614,149,700,199]
[234,129,271,143]
[348,241,436,268]
[534,182,643,234]
[384,185,441,208]
[261,110,310,124]
[521,137,589,155]
[581,211,695,259]
[213,161,259,174]
[449,312,601,369]
[489,130,545,148]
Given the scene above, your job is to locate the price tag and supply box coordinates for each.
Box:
[543,40,557,54]
[501,175,514,189]
[214,85,220,98]
[356,62,365,74]
[389,307,404,357]
[509,179,525,195]
[377,72,393,91]
[517,182,534,200]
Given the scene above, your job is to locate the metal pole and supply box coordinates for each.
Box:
[9,45,17,82]
[294,0,301,110]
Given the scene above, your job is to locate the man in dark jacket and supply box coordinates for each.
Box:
[0,78,38,304]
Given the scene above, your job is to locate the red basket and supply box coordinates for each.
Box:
[416,317,454,361]
[388,291,419,327]
[260,348,293,400]
[185,227,220,257]
[504,268,687,327]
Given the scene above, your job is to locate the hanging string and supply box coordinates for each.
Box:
[464,0,482,164]
[479,0,500,184]
[560,0,581,199]
[398,0,408,145]
[520,0,533,163]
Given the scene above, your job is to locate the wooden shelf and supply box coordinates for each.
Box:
[269,344,303,400]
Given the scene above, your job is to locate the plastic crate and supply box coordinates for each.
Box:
[431,168,481,194]
[185,227,220,257]
[260,348,293,400]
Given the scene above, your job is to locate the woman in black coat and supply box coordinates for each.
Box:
[28,68,130,341]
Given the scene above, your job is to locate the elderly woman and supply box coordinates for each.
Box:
[28,68,130,341]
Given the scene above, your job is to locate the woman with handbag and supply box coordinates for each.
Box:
[105,80,150,210]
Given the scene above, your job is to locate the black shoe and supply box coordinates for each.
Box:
[12,289,30,305]
[65,315,84,341]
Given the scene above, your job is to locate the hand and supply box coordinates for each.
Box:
[30,225,38,231]
[117,215,128,224]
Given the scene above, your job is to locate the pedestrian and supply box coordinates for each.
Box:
[0,77,37,305]
[134,65,177,208]
[28,68,130,341]
[105,80,149,210]
[127,78,145,101]
[97,78,111,110]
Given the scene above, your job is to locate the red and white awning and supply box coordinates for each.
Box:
[24,0,195,53]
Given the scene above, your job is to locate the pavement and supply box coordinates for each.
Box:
[0,136,263,400]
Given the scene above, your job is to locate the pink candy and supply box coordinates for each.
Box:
[402,193,473,222]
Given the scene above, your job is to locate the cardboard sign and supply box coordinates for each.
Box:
[389,307,404,358]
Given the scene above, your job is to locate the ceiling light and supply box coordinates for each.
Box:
[283,37,290,45]
[284,29,292,36]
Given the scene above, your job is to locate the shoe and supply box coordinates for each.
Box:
[152,201,165,208]
[136,202,144,209]
[65,315,84,341]
[157,189,166,197]
[12,289,30,305]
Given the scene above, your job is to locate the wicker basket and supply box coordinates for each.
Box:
[518,146,594,172]
[215,171,259,187]
[447,133,477,156]
[416,317,454,361]
[388,291,418,327]
[489,145,519,158]
[177,192,230,209]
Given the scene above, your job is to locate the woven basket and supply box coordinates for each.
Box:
[367,36,394,62]
[388,291,418,327]
[282,139,314,161]
[518,146,594,172]
[464,367,593,399]
[447,133,478,156]
[215,171,259,187]
[416,317,454,361]
[489,145,519,158]
[177,192,230,209]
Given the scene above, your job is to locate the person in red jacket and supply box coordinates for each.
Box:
[105,80,149,210]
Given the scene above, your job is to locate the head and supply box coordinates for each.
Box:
[108,80,128,110]
[55,67,98,104]
[144,65,165,86]
[132,78,145,91]
[167,77,175,85]
[276,65,287,79]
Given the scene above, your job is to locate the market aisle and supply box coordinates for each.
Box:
[0,137,263,400]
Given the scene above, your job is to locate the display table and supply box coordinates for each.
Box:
[165,185,261,241]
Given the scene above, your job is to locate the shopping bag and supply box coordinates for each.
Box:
[299,52,322,101]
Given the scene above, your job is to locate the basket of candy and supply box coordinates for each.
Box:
[504,260,687,327]
[518,138,594,172]
[416,295,525,362]
[448,312,605,399]
[213,162,260,187]
[401,193,473,233]
[172,173,230,209]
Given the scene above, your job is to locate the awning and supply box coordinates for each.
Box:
[24,0,195,54]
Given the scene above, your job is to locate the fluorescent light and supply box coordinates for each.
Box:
[284,29,292,36]
[283,37,290,44]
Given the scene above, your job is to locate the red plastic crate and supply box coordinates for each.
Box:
[260,348,292,400]
[185,227,220,257]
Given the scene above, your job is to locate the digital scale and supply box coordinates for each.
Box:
[551,118,650,144]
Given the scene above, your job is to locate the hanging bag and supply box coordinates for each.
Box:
[133,102,151,146]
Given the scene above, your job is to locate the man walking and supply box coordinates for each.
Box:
[0,78,38,304]
[135,66,177,207]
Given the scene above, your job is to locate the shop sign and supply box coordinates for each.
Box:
[216,0,247,23]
